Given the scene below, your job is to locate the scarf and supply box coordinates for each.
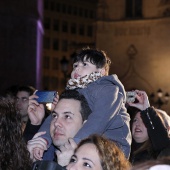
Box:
[66,72,102,90]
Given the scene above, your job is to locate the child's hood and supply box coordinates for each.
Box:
[97,74,126,101]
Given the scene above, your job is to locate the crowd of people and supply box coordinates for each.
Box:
[0,47,170,170]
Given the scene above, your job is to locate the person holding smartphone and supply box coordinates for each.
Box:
[27,90,91,164]
[15,85,35,133]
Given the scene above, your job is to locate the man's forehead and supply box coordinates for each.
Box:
[16,91,30,97]
[54,98,81,112]
[59,98,80,104]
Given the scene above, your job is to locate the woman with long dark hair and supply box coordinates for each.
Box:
[0,97,32,170]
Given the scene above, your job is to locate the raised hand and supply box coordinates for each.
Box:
[127,90,150,111]
[28,94,45,125]
[27,131,47,161]
[56,138,77,166]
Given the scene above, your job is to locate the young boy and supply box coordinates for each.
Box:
[31,48,131,159]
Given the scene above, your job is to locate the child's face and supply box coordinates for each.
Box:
[71,60,102,79]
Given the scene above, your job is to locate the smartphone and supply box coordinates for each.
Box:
[126,91,136,103]
[35,90,56,103]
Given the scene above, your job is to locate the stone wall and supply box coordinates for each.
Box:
[95,0,170,112]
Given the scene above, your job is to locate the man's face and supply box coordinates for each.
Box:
[50,99,83,147]
[15,91,29,118]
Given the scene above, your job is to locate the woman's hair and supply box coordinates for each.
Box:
[0,97,32,170]
[75,134,131,170]
[73,47,111,75]
[130,156,170,170]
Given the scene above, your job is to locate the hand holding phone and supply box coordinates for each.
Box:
[126,91,136,103]
[35,91,57,103]
[126,90,150,110]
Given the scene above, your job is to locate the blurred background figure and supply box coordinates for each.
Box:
[4,85,19,104]
[130,156,170,170]
[15,85,35,132]
[0,97,32,170]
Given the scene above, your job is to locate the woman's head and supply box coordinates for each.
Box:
[71,47,111,79]
[66,134,130,170]
[131,107,170,143]
[132,111,149,143]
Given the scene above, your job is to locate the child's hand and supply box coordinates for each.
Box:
[56,138,77,166]
[28,94,45,125]
[51,92,59,111]
[27,131,47,161]
[128,90,150,111]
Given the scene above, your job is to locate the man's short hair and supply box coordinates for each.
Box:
[59,90,91,121]
[17,85,35,96]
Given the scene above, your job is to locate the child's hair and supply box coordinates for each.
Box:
[73,47,111,75]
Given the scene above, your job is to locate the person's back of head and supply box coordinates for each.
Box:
[155,108,170,136]
[73,47,111,76]
[59,90,91,121]
[130,156,170,170]
[0,97,32,170]
[4,85,19,103]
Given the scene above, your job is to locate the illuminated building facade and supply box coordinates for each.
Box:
[42,0,97,93]
[96,0,170,111]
